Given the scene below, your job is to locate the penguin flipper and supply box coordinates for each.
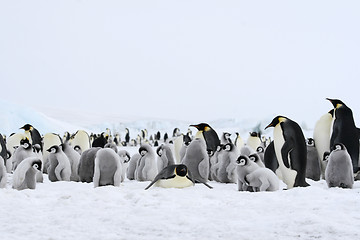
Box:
[144,165,176,190]
[280,140,294,169]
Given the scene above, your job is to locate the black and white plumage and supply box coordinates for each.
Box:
[135,143,157,181]
[12,157,42,190]
[47,145,71,182]
[235,155,260,191]
[214,143,238,183]
[249,153,265,168]
[12,138,35,171]
[190,123,220,153]
[244,167,279,192]
[0,156,6,188]
[325,143,354,189]
[20,124,43,151]
[305,138,321,181]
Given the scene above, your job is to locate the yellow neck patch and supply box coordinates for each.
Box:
[204,126,211,132]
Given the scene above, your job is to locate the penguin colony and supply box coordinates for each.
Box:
[1,98,359,191]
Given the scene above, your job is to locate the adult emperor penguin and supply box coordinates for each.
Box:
[265,116,309,189]
[93,148,122,187]
[190,123,220,153]
[181,138,211,185]
[70,130,91,154]
[135,143,158,181]
[246,132,262,152]
[12,157,42,190]
[234,132,245,152]
[325,143,354,188]
[20,124,43,151]
[327,98,359,175]
[145,164,195,189]
[313,110,333,179]
[78,147,101,183]
[47,145,71,182]
[156,144,175,172]
[263,141,281,179]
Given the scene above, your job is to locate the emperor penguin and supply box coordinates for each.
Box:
[20,124,43,151]
[249,153,265,168]
[92,132,108,148]
[265,116,309,189]
[263,141,279,174]
[118,150,130,182]
[327,98,359,175]
[215,143,238,183]
[234,132,245,153]
[125,128,130,144]
[62,142,81,182]
[42,133,63,174]
[305,138,321,181]
[104,142,118,153]
[127,153,141,180]
[246,132,262,152]
[78,147,101,183]
[6,133,26,159]
[70,130,91,154]
[181,138,210,184]
[325,143,354,188]
[12,157,42,190]
[0,156,7,188]
[313,110,333,179]
[221,132,232,144]
[47,145,71,182]
[135,143,158,181]
[156,144,175,172]
[209,145,223,181]
[93,148,122,187]
[173,128,181,137]
[235,155,260,191]
[190,123,220,153]
[256,146,265,163]
[0,134,7,169]
[12,138,35,171]
[244,167,279,192]
[145,164,195,189]
[173,134,190,164]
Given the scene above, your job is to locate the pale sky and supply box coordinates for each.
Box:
[1,0,360,126]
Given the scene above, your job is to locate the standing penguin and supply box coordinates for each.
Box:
[215,143,238,183]
[313,110,333,179]
[118,150,130,182]
[47,145,71,182]
[181,138,210,184]
[235,155,260,191]
[125,128,130,144]
[263,141,281,178]
[20,124,43,151]
[70,130,91,154]
[62,142,81,182]
[190,123,220,153]
[78,147,101,183]
[42,133,63,174]
[325,143,354,188]
[93,148,122,187]
[246,132,262,152]
[12,138,36,171]
[0,134,8,171]
[234,132,245,152]
[305,138,321,181]
[156,144,175,171]
[0,155,6,188]
[127,153,141,180]
[327,98,359,175]
[265,116,309,188]
[12,157,42,190]
[221,132,232,144]
[135,143,158,181]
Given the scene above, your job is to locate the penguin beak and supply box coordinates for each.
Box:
[189,124,198,129]
[264,123,273,130]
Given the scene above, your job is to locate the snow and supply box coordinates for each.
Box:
[1,173,360,240]
[0,103,359,240]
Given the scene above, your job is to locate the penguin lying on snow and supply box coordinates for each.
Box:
[145,164,212,190]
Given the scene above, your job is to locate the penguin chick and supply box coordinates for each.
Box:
[62,142,81,182]
[249,153,265,168]
[156,144,175,172]
[118,150,130,182]
[0,156,7,188]
[305,138,321,181]
[135,143,157,181]
[244,167,279,192]
[47,145,71,182]
[78,147,101,183]
[12,157,42,190]
[325,143,354,189]
[127,153,141,180]
[235,155,260,191]
[93,148,122,187]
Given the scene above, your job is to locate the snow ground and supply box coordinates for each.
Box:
[1,164,360,240]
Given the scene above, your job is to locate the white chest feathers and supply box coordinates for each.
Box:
[156,175,193,188]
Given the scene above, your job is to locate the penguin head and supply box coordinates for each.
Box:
[32,160,42,171]
[236,155,248,166]
[249,132,258,137]
[216,145,223,152]
[47,145,60,153]
[183,135,192,146]
[124,153,131,163]
[323,152,330,162]
[74,145,81,152]
[249,153,260,163]
[256,146,264,153]
[20,138,31,149]
[307,138,315,147]
[156,145,163,157]
[332,143,346,152]
[139,146,148,156]
[20,124,33,131]
[326,98,346,109]
[33,144,41,153]
[222,143,233,152]
[223,132,231,139]
[190,123,212,132]
[175,164,188,177]
[265,116,287,129]
[207,149,214,157]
